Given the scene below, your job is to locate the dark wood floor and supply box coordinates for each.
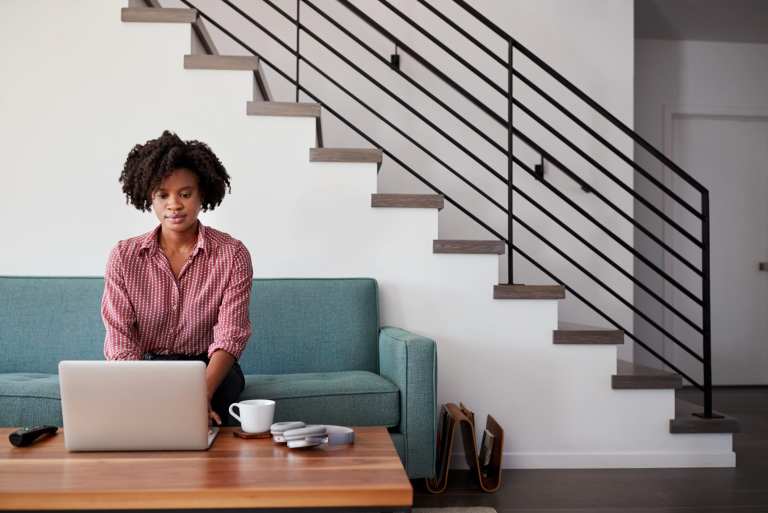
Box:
[413,387,768,512]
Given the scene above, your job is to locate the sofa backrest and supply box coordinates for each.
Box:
[240,278,379,375]
[0,277,105,374]
[0,276,379,375]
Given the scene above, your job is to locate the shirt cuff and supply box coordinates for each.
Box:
[104,348,144,361]
[207,341,245,361]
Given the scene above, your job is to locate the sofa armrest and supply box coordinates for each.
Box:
[378,326,437,478]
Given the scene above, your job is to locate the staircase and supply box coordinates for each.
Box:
[2,0,737,469]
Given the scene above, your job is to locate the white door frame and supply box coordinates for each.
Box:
[660,103,768,380]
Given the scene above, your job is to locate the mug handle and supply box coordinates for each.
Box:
[228,403,241,422]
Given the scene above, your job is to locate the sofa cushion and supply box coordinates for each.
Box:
[0,373,62,426]
[241,279,380,375]
[242,371,399,427]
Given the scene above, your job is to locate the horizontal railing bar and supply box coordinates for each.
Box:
[512,155,703,306]
[507,241,705,389]
[512,68,702,218]
[511,38,708,194]
[511,181,704,334]
[216,0,296,54]
[337,0,507,126]
[510,210,704,364]
[415,0,507,68]
[376,0,507,97]
[449,0,511,42]
[302,0,510,181]
[512,128,704,277]
[513,97,703,247]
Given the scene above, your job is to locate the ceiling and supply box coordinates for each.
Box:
[636,0,768,44]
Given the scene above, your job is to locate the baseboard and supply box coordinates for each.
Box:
[450,450,736,469]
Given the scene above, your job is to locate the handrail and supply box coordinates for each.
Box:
[415,0,506,68]
[178,0,716,418]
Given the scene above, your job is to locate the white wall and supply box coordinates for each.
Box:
[634,39,768,381]
[162,0,638,359]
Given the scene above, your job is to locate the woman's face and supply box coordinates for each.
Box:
[151,168,202,235]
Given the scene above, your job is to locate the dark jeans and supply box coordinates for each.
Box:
[144,352,245,427]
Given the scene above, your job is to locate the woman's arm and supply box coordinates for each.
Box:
[102,244,142,360]
[205,349,235,425]
[209,243,253,362]
[206,243,253,425]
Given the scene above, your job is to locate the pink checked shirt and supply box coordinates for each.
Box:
[101,222,253,361]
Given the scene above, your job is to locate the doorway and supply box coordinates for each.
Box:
[665,109,768,385]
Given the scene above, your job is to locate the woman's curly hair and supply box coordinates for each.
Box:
[119,130,231,212]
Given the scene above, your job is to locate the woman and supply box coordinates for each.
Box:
[101,130,252,427]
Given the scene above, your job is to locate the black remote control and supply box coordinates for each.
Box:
[9,425,58,447]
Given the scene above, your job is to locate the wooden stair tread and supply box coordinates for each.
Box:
[612,360,683,389]
[184,54,260,71]
[371,194,444,210]
[670,399,740,434]
[433,240,505,255]
[309,148,382,164]
[247,101,321,118]
[493,284,565,299]
[554,322,623,344]
[121,7,197,23]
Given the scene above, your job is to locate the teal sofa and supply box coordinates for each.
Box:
[0,276,437,479]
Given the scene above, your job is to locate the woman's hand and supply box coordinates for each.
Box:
[208,401,222,426]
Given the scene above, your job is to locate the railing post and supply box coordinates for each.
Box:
[695,190,720,419]
[295,0,300,102]
[507,39,514,285]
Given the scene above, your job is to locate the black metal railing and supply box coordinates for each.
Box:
[176,0,717,418]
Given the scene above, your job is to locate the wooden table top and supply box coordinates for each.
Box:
[0,426,412,511]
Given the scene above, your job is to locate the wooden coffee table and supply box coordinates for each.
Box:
[0,426,412,511]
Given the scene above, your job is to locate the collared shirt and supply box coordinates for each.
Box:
[101,222,253,361]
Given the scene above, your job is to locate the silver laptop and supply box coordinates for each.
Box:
[58,360,219,451]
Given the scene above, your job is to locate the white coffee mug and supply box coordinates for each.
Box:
[229,399,275,433]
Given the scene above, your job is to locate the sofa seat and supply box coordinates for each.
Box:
[0,373,62,426]
[243,370,400,428]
